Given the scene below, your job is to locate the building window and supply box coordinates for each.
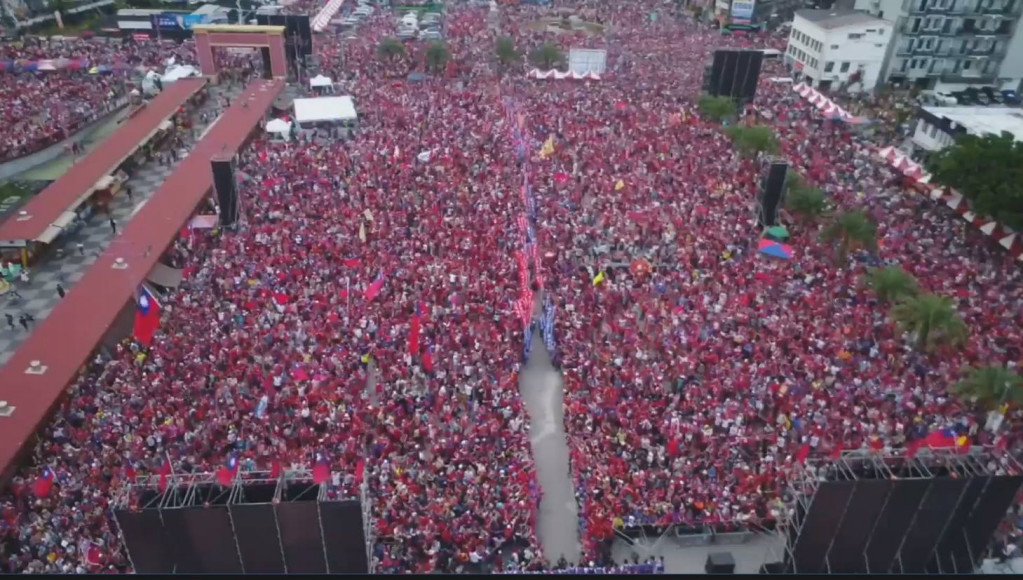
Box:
[840,62,851,72]
[831,44,839,49]
[825,61,835,72]
[848,32,864,39]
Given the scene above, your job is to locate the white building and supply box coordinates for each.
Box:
[852,0,1023,92]
[785,9,895,92]
[911,105,1023,151]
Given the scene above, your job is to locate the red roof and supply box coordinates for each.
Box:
[0,79,284,481]
[0,79,207,244]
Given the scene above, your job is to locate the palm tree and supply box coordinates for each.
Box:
[864,265,919,303]
[425,41,450,74]
[725,125,779,158]
[821,210,877,263]
[785,185,828,222]
[529,43,564,70]
[495,36,520,71]
[891,293,968,351]
[377,37,406,62]
[698,95,736,124]
[950,365,1023,410]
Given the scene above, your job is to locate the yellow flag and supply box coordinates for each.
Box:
[592,271,605,286]
[539,135,555,159]
[615,179,625,191]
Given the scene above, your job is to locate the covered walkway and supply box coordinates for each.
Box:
[0,79,284,481]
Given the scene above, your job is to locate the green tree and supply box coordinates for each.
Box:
[698,95,736,123]
[377,37,406,62]
[495,36,521,70]
[725,125,779,158]
[529,43,564,70]
[425,41,450,74]
[950,365,1023,410]
[891,293,968,352]
[864,265,919,303]
[821,210,877,263]
[785,185,828,222]
[929,133,1023,230]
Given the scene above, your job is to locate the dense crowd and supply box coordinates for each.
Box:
[0,37,196,162]
[2,0,1023,574]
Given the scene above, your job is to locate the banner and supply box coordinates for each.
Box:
[730,0,755,24]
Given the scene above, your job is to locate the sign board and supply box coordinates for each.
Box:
[151,13,208,32]
[568,48,607,75]
[730,0,756,24]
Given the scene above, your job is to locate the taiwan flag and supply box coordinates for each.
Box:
[133,285,161,346]
[312,454,331,484]
[364,272,386,302]
[34,467,55,498]
[216,454,240,486]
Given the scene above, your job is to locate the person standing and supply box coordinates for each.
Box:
[18,314,28,331]
[109,218,117,235]
[5,313,13,331]
[57,284,66,299]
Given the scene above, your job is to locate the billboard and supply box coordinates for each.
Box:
[151,13,207,32]
[730,0,755,24]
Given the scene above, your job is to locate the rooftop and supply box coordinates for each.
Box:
[795,9,889,30]
[921,106,1023,142]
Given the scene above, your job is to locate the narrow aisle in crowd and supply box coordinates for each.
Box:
[518,330,581,565]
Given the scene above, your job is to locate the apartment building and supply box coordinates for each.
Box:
[853,0,1023,91]
[785,9,894,91]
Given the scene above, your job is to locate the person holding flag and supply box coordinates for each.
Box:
[133,285,162,346]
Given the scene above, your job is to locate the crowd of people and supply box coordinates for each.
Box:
[0,36,196,162]
[1,0,1022,574]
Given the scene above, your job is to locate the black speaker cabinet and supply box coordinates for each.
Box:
[760,561,786,574]
[706,551,736,574]
[706,49,764,104]
[211,156,239,227]
[759,160,789,227]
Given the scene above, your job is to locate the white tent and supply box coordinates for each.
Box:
[293,96,358,124]
[266,118,292,134]
[309,74,333,88]
[162,64,199,84]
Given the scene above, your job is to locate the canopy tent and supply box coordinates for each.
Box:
[162,64,199,84]
[791,82,870,124]
[309,74,333,88]
[526,69,601,81]
[265,118,292,134]
[764,225,789,240]
[874,145,1023,263]
[758,238,793,260]
[293,96,358,124]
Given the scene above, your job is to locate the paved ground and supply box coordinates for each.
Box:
[612,530,787,574]
[0,83,241,367]
[518,332,582,565]
[18,106,136,182]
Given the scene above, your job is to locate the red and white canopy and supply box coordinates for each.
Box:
[792,83,853,120]
[526,69,601,81]
[875,146,1023,261]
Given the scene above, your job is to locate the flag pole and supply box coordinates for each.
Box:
[346,278,350,316]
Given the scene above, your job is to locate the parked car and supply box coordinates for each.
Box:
[980,86,1004,105]
[419,29,442,40]
[922,90,958,106]
[1001,90,1021,105]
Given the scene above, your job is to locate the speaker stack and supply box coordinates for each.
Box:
[705,551,736,574]
[705,49,764,104]
[759,158,789,228]
[211,156,240,227]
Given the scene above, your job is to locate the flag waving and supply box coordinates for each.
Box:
[365,272,386,301]
[133,285,161,346]
[34,467,55,498]
[216,454,240,486]
[409,302,423,356]
[312,454,330,484]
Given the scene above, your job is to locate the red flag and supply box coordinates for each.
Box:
[554,172,570,184]
[364,272,386,301]
[869,437,884,451]
[34,468,55,498]
[795,444,811,465]
[125,463,137,482]
[830,444,844,459]
[343,259,361,268]
[158,458,172,492]
[133,286,161,346]
[270,458,283,479]
[312,455,330,484]
[355,459,366,482]
[216,454,239,487]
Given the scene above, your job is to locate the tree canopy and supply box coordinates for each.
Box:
[785,184,828,222]
[928,133,1023,230]
[529,43,564,70]
[697,95,736,123]
[725,125,779,158]
[864,265,919,303]
[890,293,968,351]
[377,37,406,62]
[950,365,1023,410]
[821,210,877,263]
[425,41,450,74]
[495,36,521,70]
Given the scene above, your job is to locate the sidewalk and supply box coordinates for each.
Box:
[0,83,243,367]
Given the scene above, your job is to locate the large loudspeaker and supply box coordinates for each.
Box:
[827,480,893,573]
[790,480,854,573]
[705,552,736,573]
[116,509,174,573]
[256,14,312,61]
[896,477,968,572]
[707,49,763,103]
[759,160,788,227]
[229,503,286,573]
[319,501,369,573]
[212,157,239,227]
